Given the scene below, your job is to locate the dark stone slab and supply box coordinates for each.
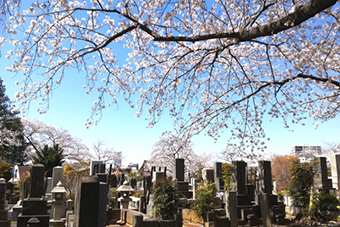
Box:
[174,159,185,181]
[232,161,247,194]
[74,176,99,227]
[96,173,107,183]
[258,161,272,194]
[22,199,47,215]
[30,165,45,198]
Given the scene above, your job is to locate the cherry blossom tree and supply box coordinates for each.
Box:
[150,132,212,176]
[23,119,93,162]
[92,138,123,165]
[1,0,339,152]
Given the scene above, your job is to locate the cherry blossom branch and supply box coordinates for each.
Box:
[144,0,337,42]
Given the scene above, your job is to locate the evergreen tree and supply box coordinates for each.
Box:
[0,77,27,164]
[32,144,64,177]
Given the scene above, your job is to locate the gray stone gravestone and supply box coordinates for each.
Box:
[45,177,52,200]
[98,182,108,227]
[314,157,332,190]
[17,164,50,227]
[52,166,63,189]
[202,168,214,184]
[226,191,238,227]
[331,154,340,189]
[90,160,105,176]
[74,176,99,227]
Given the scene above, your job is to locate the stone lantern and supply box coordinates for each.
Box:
[50,181,66,221]
[117,181,134,209]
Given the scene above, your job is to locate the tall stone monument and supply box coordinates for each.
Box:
[314,157,332,191]
[330,154,340,190]
[74,176,100,227]
[17,164,50,227]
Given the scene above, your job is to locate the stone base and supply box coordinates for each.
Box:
[159,219,175,227]
[50,219,66,227]
[22,199,48,215]
[0,220,10,227]
[17,214,49,227]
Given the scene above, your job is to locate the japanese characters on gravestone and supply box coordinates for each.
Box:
[17,164,50,227]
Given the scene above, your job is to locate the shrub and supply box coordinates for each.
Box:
[0,162,12,182]
[287,159,316,211]
[310,190,339,221]
[222,163,232,191]
[194,182,216,222]
[152,178,179,220]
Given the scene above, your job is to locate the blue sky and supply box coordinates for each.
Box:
[1,71,340,166]
[0,1,339,166]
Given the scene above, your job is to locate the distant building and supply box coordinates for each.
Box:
[127,163,139,170]
[291,145,322,162]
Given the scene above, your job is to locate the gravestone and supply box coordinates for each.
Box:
[52,166,63,189]
[258,161,272,194]
[256,161,285,223]
[174,158,185,181]
[17,164,50,227]
[330,154,340,189]
[90,160,105,176]
[202,168,214,184]
[314,157,332,190]
[98,182,108,227]
[0,178,10,227]
[214,162,224,191]
[74,176,100,227]
[232,161,247,194]
[225,191,238,227]
[260,193,272,227]
[45,177,52,200]
[174,159,192,199]
[151,167,166,183]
